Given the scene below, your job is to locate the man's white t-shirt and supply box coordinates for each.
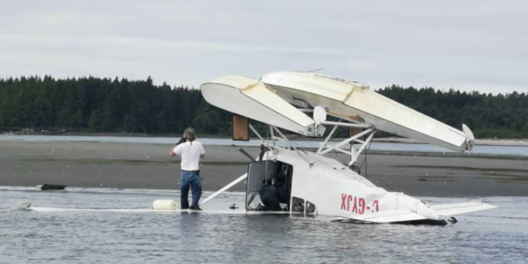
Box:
[174,141,205,171]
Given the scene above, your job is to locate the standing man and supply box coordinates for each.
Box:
[170,127,205,210]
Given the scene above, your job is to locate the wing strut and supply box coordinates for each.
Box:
[199,173,247,206]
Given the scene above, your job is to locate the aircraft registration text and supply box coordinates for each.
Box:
[341,193,379,214]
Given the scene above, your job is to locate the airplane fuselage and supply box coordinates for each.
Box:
[256,148,439,222]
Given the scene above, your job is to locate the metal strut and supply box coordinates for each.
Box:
[314,119,376,167]
[269,125,313,166]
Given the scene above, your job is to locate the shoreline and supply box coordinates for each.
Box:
[1,140,527,197]
[2,133,528,147]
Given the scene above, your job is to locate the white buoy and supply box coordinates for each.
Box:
[152,200,178,210]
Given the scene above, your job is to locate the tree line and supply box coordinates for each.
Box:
[0,76,527,139]
[0,76,231,135]
[378,85,528,139]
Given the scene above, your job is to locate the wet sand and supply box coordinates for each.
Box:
[1,140,527,197]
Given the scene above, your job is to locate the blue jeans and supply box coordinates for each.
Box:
[180,171,202,209]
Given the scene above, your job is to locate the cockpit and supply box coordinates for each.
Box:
[245,160,292,211]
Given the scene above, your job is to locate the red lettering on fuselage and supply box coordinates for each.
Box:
[340,193,379,215]
[373,200,379,212]
[358,198,365,214]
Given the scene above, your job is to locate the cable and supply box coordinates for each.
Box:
[265,127,269,185]
[365,139,372,178]
[357,139,373,178]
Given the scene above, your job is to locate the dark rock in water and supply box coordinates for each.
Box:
[40,184,67,190]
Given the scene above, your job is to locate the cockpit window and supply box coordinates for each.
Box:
[306,201,317,214]
[291,197,317,215]
[291,197,304,213]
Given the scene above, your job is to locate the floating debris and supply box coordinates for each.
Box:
[38,184,67,190]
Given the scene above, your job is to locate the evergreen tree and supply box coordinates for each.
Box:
[0,76,527,139]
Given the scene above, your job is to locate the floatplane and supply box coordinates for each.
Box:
[194,71,495,225]
[26,71,495,225]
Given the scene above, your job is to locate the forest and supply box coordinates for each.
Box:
[0,76,527,139]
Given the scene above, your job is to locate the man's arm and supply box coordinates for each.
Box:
[170,145,179,157]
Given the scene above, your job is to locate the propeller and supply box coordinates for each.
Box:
[462,124,475,151]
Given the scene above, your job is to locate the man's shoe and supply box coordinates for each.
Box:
[189,205,202,211]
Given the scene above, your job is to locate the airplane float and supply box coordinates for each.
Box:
[196,71,495,225]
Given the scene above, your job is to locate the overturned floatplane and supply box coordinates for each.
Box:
[198,71,495,225]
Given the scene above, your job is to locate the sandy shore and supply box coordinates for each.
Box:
[1,140,527,197]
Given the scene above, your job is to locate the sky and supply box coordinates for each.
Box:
[1,0,527,94]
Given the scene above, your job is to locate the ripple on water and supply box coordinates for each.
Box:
[0,188,527,263]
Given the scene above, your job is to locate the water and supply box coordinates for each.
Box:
[1,187,527,263]
[1,135,528,157]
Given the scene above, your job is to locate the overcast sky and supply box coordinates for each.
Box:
[1,1,527,94]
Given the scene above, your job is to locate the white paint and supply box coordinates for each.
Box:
[262,148,494,223]
[262,71,472,152]
[313,106,327,124]
[200,76,317,136]
[197,73,496,223]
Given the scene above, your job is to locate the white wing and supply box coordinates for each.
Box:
[431,202,496,216]
[331,209,426,223]
[352,210,427,223]
[200,76,320,136]
[334,202,496,223]
[262,71,473,152]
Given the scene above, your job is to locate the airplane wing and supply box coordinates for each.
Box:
[431,202,497,216]
[334,202,496,223]
[200,76,323,137]
[351,210,427,223]
[201,72,474,151]
[261,71,474,152]
[331,209,427,223]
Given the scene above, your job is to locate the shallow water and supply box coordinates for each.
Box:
[1,135,528,157]
[1,187,527,263]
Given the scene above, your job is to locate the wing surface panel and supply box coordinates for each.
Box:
[200,76,318,136]
[431,202,497,216]
[261,71,472,152]
[349,209,427,223]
